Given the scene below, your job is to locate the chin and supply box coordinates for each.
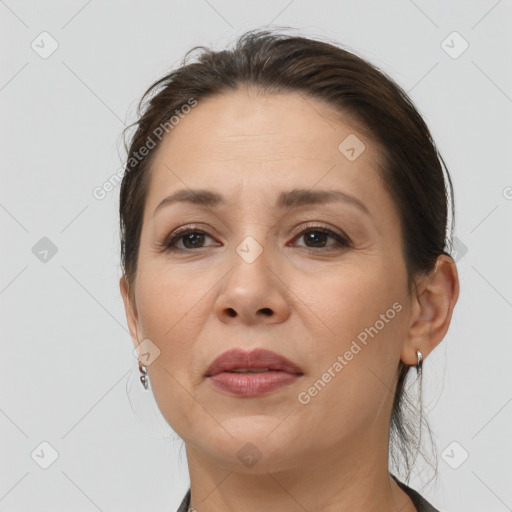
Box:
[193,423,306,473]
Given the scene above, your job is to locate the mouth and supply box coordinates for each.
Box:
[225,368,272,373]
[207,369,302,396]
[204,348,303,396]
[204,348,303,377]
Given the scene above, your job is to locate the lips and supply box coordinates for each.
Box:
[204,348,303,377]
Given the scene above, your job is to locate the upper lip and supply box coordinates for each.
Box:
[204,348,303,377]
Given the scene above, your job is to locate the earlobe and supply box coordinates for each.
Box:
[401,255,460,366]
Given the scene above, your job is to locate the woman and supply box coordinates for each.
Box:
[119,29,459,512]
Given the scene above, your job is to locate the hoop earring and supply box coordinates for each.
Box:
[139,361,149,390]
[415,349,423,376]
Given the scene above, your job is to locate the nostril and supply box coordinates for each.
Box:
[226,308,236,317]
[259,308,273,316]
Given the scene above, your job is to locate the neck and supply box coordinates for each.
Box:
[183,427,417,512]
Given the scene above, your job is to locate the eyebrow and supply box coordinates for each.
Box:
[153,188,371,216]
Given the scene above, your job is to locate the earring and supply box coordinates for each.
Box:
[139,360,149,390]
[415,349,423,375]
[126,361,174,439]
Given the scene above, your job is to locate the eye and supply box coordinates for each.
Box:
[291,225,351,250]
[161,228,218,251]
[159,224,351,253]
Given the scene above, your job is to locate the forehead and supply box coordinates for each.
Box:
[143,89,390,217]
[155,89,376,162]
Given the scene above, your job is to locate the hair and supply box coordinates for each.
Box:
[119,27,456,484]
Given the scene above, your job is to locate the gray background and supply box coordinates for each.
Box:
[1,1,511,511]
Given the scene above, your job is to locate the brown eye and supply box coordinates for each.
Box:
[163,229,217,251]
[294,227,350,249]
[178,231,207,249]
[302,230,331,248]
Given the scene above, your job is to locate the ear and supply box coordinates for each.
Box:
[119,275,142,351]
[401,255,460,365]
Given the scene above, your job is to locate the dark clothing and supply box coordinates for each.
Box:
[176,474,440,512]
[391,474,440,511]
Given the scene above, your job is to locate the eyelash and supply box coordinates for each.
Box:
[159,223,352,253]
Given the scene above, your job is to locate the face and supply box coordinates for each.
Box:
[121,89,416,473]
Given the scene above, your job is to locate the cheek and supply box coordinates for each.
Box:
[315,261,402,341]
[133,270,210,438]
[134,266,212,389]
[136,261,205,335]
[297,262,407,404]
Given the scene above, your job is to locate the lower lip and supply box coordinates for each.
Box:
[207,371,301,396]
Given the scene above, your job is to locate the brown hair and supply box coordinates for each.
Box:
[119,28,455,482]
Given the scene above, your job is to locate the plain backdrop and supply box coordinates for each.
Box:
[1,1,511,511]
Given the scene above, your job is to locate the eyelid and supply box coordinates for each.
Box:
[290,221,351,243]
[286,223,352,251]
[157,223,217,250]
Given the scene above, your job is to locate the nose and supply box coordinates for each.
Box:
[214,242,291,326]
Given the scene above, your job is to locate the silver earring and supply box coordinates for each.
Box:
[139,361,148,390]
[415,350,423,375]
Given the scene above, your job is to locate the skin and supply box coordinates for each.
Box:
[120,88,459,512]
